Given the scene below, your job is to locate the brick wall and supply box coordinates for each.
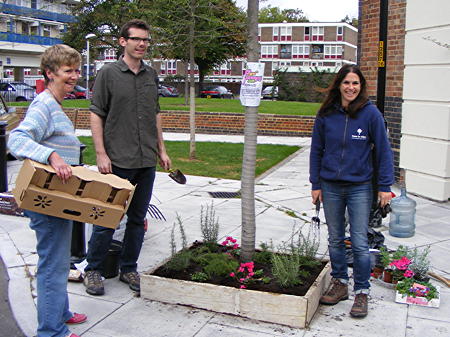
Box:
[359,0,407,181]
[14,107,315,137]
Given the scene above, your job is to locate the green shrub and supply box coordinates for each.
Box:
[191,272,209,282]
[200,202,219,244]
[201,253,239,278]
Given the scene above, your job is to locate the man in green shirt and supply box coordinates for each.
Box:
[84,19,171,296]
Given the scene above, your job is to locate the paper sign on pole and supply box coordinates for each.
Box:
[239,62,265,107]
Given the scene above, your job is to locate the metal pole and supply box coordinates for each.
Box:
[86,39,90,100]
[0,121,7,192]
[376,0,388,115]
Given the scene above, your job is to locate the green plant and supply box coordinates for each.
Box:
[165,214,192,271]
[252,242,273,265]
[396,277,438,301]
[200,202,219,244]
[271,250,302,288]
[191,272,209,282]
[203,254,239,278]
[408,246,431,281]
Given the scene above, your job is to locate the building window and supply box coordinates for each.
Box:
[292,45,310,59]
[31,0,38,9]
[21,21,31,35]
[312,26,324,41]
[324,45,343,59]
[272,26,279,41]
[304,27,310,41]
[261,45,278,59]
[24,68,31,76]
[337,26,343,41]
[311,61,323,67]
[42,24,51,37]
[187,63,198,74]
[280,26,292,41]
[104,49,116,60]
[167,60,177,75]
[219,61,231,75]
[258,27,261,41]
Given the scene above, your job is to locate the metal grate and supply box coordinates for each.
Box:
[208,191,241,199]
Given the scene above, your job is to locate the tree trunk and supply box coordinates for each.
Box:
[188,0,196,160]
[240,0,259,262]
[184,60,189,106]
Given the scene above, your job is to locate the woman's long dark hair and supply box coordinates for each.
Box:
[318,64,369,118]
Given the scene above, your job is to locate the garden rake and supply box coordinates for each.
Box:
[147,204,166,221]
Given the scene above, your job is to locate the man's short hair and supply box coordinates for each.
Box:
[120,19,150,39]
[40,44,81,84]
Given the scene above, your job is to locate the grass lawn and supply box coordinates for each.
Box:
[9,97,320,116]
[78,136,300,180]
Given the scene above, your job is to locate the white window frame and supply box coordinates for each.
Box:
[280,26,292,41]
[272,26,279,41]
[312,26,324,41]
[324,45,343,58]
[261,45,278,58]
[292,45,310,58]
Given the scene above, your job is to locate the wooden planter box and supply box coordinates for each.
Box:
[141,261,331,328]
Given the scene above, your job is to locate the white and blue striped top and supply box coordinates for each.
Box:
[8,91,80,165]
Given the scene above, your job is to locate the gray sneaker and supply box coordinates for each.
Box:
[119,271,140,292]
[84,270,105,296]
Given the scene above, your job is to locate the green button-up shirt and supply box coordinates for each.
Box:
[90,57,160,169]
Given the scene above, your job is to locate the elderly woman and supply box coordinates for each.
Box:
[8,44,87,337]
[309,64,394,318]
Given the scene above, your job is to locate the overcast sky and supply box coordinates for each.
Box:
[235,0,358,22]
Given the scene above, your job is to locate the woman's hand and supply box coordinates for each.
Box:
[48,152,72,183]
[158,151,171,171]
[311,189,322,205]
[378,191,392,207]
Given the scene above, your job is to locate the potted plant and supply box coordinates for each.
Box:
[395,277,440,307]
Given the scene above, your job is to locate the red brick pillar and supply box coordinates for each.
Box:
[358,0,407,181]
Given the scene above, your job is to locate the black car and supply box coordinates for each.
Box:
[200,85,234,99]
[158,84,179,97]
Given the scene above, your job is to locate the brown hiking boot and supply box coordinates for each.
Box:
[84,270,105,296]
[350,293,368,318]
[320,278,349,305]
[120,271,140,292]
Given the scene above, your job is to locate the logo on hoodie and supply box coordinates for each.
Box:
[352,128,367,140]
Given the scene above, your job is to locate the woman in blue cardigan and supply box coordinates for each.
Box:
[309,64,394,318]
[8,44,87,337]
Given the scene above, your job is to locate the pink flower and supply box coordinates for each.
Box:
[239,278,245,282]
[232,244,239,249]
[229,272,235,277]
[221,240,228,246]
[403,270,415,278]
[231,239,237,243]
[240,285,246,289]
[226,236,233,240]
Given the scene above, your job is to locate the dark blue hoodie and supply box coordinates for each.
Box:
[309,101,394,192]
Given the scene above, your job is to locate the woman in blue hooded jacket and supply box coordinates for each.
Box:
[309,64,394,318]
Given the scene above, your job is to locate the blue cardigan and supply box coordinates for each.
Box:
[309,101,394,192]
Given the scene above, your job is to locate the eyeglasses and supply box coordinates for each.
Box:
[127,36,151,43]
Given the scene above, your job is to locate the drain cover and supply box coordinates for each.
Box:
[208,191,241,198]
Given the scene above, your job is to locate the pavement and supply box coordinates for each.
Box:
[1,132,449,337]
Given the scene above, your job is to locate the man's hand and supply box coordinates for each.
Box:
[96,152,112,174]
[311,189,322,205]
[378,191,392,208]
[158,151,171,171]
[48,152,72,183]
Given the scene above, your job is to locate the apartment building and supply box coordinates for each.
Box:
[94,22,357,82]
[0,0,76,83]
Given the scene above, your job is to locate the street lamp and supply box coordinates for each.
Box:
[85,33,96,100]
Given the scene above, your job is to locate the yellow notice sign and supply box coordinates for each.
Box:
[378,41,385,67]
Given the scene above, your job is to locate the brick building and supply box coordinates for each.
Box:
[359,0,449,201]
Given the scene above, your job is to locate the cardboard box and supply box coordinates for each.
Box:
[395,285,440,308]
[13,160,135,228]
[0,192,24,217]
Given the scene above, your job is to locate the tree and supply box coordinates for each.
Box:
[341,15,358,28]
[258,5,308,23]
[240,0,259,262]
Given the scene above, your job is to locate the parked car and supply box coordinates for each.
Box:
[200,85,234,99]
[158,84,179,97]
[72,85,87,99]
[0,82,37,102]
[261,86,279,99]
[0,93,20,153]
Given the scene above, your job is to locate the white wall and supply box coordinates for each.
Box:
[401,0,450,201]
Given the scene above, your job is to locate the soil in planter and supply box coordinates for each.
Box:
[152,241,327,297]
